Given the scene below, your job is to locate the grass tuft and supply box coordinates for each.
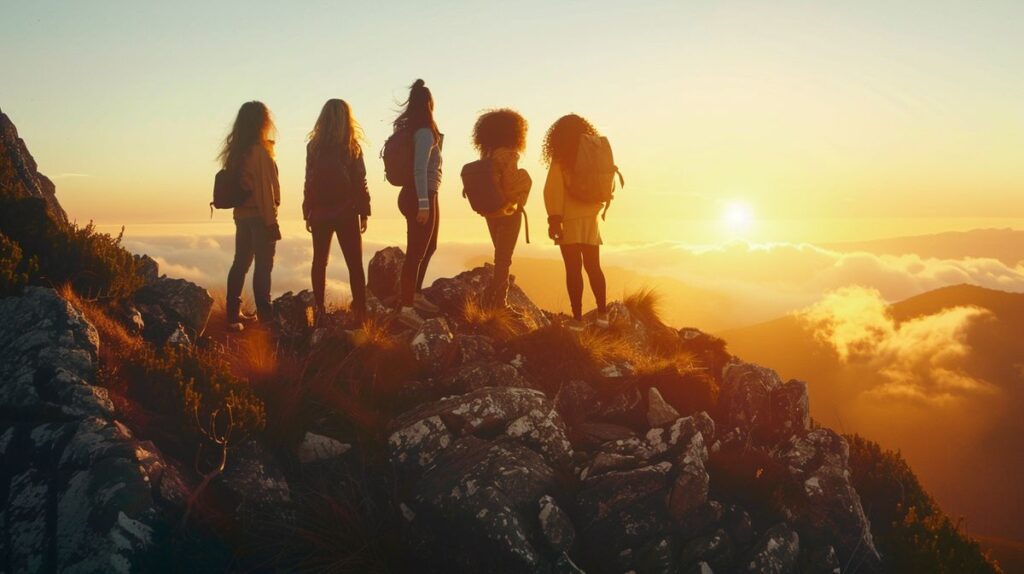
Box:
[623,287,664,325]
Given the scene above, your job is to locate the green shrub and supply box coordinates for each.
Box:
[846,434,1002,573]
[0,195,141,300]
[0,232,35,295]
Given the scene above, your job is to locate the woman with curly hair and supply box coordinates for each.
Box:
[471,108,532,309]
[542,114,608,330]
[219,100,281,331]
[303,98,371,325]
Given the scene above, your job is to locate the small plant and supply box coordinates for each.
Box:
[462,297,525,340]
[623,287,663,325]
[0,232,34,295]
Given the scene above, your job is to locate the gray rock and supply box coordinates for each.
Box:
[410,317,455,373]
[166,323,191,348]
[452,333,496,365]
[720,361,809,443]
[272,289,315,341]
[1,108,67,221]
[422,264,550,331]
[133,254,160,286]
[538,494,575,553]
[746,523,800,574]
[802,545,842,574]
[441,362,531,394]
[647,386,681,427]
[297,432,351,464]
[217,440,293,525]
[134,275,214,341]
[367,246,405,302]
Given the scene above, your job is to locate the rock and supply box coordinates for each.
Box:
[680,529,735,573]
[367,246,405,302]
[410,317,455,373]
[216,440,293,524]
[440,362,531,393]
[553,379,598,422]
[134,254,160,286]
[667,429,710,520]
[720,361,809,443]
[134,275,214,342]
[272,290,315,341]
[452,333,496,365]
[746,523,800,574]
[166,323,191,348]
[538,494,575,553]
[297,432,351,464]
[422,264,549,331]
[678,328,731,383]
[0,107,67,221]
[120,302,146,333]
[0,288,189,571]
[596,382,644,426]
[802,545,841,574]
[774,428,881,570]
[647,387,681,427]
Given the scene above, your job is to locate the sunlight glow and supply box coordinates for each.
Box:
[722,201,755,235]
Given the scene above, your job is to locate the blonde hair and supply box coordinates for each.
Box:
[218,101,275,170]
[308,99,364,159]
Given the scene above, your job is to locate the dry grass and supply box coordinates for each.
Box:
[59,283,142,355]
[622,287,664,326]
[462,298,526,340]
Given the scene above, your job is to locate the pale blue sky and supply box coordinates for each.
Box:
[2,0,1022,242]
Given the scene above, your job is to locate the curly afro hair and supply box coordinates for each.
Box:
[472,108,528,156]
[541,114,598,167]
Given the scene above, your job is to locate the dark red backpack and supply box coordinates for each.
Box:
[381,127,414,187]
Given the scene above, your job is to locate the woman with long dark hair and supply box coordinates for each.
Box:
[394,79,442,325]
[303,98,370,325]
[542,114,608,331]
[219,101,281,331]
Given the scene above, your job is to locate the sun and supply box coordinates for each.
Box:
[722,201,755,235]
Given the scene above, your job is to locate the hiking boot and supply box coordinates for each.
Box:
[565,318,586,332]
[413,293,440,314]
[226,321,245,333]
[396,306,425,329]
[594,313,610,329]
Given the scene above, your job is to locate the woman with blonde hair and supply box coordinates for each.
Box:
[220,100,281,331]
[303,98,371,324]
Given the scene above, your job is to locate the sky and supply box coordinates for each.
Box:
[3,0,1023,245]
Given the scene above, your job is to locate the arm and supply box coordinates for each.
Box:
[413,128,434,211]
[302,145,313,221]
[251,148,278,227]
[543,163,565,219]
[353,153,371,216]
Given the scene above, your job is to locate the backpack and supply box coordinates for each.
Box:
[210,168,249,213]
[381,127,414,187]
[567,134,624,213]
[461,159,506,215]
[307,147,353,208]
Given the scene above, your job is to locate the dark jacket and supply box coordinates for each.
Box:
[303,142,371,221]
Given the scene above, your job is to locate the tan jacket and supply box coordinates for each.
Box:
[543,161,602,245]
[484,147,531,218]
[233,144,281,226]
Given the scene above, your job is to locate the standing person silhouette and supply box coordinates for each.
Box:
[542,114,609,331]
[393,79,442,326]
[220,101,281,331]
[470,109,532,309]
[303,99,371,326]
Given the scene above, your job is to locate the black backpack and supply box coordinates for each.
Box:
[210,168,249,213]
[381,127,414,187]
[461,159,505,215]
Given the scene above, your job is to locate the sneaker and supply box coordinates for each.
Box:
[238,311,259,323]
[396,306,425,329]
[226,321,245,333]
[594,313,610,329]
[413,293,440,314]
[565,318,586,332]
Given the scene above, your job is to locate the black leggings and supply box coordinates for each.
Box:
[400,193,439,307]
[559,244,606,320]
[310,212,365,315]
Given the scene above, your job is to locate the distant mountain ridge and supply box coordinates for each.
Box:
[824,229,1024,266]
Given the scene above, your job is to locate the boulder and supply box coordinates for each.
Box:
[720,361,809,443]
[538,494,575,554]
[367,246,405,302]
[0,287,188,572]
[745,523,800,574]
[134,254,160,286]
[216,440,293,525]
[774,428,881,570]
[134,275,214,342]
[647,387,681,427]
[678,328,731,383]
[0,108,67,221]
[452,332,496,365]
[422,264,549,331]
[296,432,351,464]
[440,362,532,394]
[410,317,456,373]
[272,290,315,341]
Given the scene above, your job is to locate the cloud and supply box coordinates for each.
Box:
[799,286,996,404]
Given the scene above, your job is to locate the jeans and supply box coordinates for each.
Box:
[485,211,522,308]
[559,244,606,320]
[227,216,276,321]
[310,211,365,317]
[399,190,439,307]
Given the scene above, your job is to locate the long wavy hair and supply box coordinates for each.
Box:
[472,108,527,157]
[308,99,364,159]
[542,114,598,167]
[218,101,275,170]
[392,79,439,139]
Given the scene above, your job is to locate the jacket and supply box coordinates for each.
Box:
[302,142,371,221]
[233,144,281,226]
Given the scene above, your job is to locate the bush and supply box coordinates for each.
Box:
[846,434,1002,573]
[0,232,34,295]
[635,365,718,417]
[0,195,141,300]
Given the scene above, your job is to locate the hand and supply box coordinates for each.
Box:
[359,215,368,234]
[268,222,283,241]
[305,220,312,233]
[416,208,430,225]
[547,215,563,242]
